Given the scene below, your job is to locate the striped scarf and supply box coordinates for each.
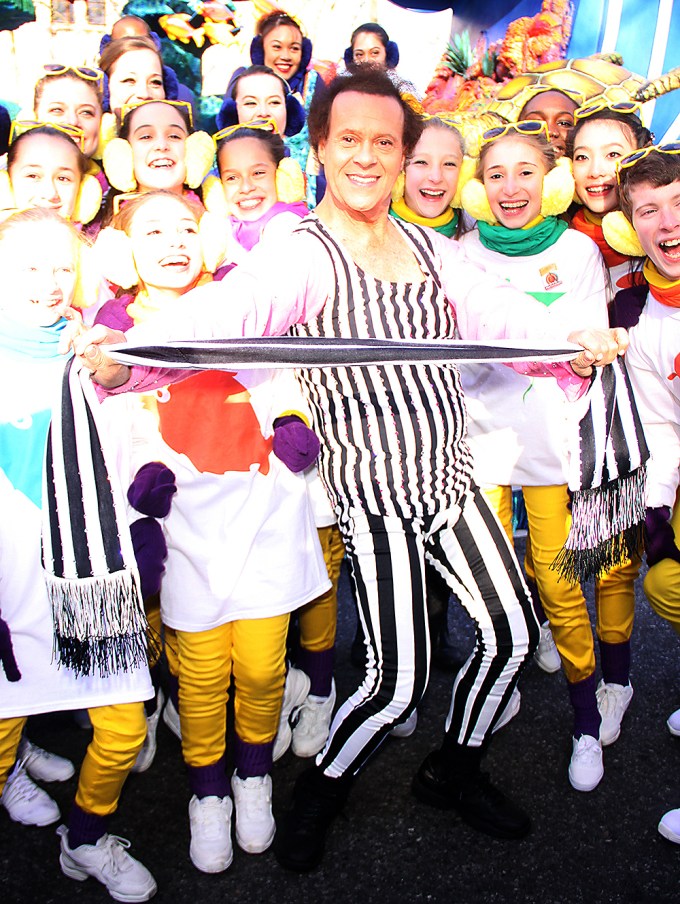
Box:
[553,356,649,583]
[42,357,151,677]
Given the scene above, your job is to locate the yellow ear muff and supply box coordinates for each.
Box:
[391,171,406,204]
[275,156,305,204]
[452,155,477,210]
[92,226,139,289]
[185,131,216,189]
[0,170,16,212]
[93,112,119,162]
[602,210,645,257]
[460,177,496,225]
[72,173,102,225]
[103,138,137,192]
[201,174,228,216]
[198,211,228,273]
[540,157,575,218]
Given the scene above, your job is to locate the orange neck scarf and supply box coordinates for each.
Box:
[571,208,630,270]
[644,259,680,308]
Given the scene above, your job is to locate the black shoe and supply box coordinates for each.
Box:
[412,751,531,839]
[274,768,351,872]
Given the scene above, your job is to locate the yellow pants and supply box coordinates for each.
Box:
[0,703,145,816]
[644,495,680,636]
[483,484,636,684]
[175,614,289,768]
[298,524,345,651]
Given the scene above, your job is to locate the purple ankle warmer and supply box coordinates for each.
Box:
[296,647,335,697]
[568,673,602,740]
[599,639,631,687]
[187,754,229,799]
[68,803,107,849]
[234,736,273,779]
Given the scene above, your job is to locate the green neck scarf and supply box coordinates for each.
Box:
[390,197,459,238]
[477,216,568,257]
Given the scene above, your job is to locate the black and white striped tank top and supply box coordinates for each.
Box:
[292,215,472,523]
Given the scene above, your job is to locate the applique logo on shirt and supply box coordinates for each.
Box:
[526,263,565,306]
[668,352,680,382]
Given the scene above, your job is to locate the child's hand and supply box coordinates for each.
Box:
[567,327,629,377]
[59,320,131,388]
[272,415,320,472]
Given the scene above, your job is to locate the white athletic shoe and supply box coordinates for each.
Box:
[493,688,522,733]
[132,689,165,774]
[658,808,680,844]
[667,707,680,737]
[1,760,60,826]
[188,795,233,873]
[596,680,634,746]
[231,773,275,854]
[292,681,337,757]
[58,825,157,902]
[162,697,182,741]
[18,738,75,783]
[534,623,561,673]
[390,709,418,739]
[272,667,311,762]
[568,735,604,792]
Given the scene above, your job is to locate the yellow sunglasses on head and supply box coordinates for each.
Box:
[575,98,641,121]
[120,99,194,130]
[481,120,551,147]
[214,117,280,143]
[9,119,86,152]
[616,141,680,181]
[43,63,103,84]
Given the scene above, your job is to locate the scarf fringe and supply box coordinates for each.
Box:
[45,570,155,678]
[552,466,647,583]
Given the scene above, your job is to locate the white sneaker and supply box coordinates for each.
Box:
[132,689,165,774]
[231,773,275,854]
[1,760,60,826]
[390,709,418,739]
[568,735,604,792]
[58,825,157,902]
[667,707,680,737]
[596,680,634,746]
[188,794,233,873]
[18,738,75,783]
[272,667,311,762]
[292,681,337,757]
[162,696,182,741]
[534,623,561,673]
[493,688,522,733]
[658,807,680,844]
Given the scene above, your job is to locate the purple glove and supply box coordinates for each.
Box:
[0,613,21,682]
[130,517,168,600]
[128,462,177,518]
[644,506,680,567]
[272,415,320,473]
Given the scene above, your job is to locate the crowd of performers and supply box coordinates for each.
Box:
[0,8,679,902]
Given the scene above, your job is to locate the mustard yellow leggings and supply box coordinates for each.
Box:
[298,524,345,651]
[173,614,289,768]
[484,484,638,684]
[0,702,145,815]
[644,495,680,636]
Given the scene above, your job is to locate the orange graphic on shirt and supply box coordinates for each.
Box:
[156,371,273,474]
[668,353,680,382]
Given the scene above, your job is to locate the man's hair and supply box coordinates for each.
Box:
[307,67,423,156]
[618,149,680,220]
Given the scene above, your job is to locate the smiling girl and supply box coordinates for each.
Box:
[6,125,86,219]
[94,189,329,871]
[459,121,616,793]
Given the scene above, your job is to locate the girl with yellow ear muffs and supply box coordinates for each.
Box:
[390,116,476,240]
[1,122,102,228]
[458,121,617,794]
[100,99,215,227]
[93,188,330,868]
[202,118,307,275]
[204,119,345,767]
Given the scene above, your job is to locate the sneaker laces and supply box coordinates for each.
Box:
[94,835,136,878]
[238,779,271,819]
[192,798,229,839]
[2,761,38,803]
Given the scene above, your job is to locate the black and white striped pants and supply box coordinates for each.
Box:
[317,483,540,779]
